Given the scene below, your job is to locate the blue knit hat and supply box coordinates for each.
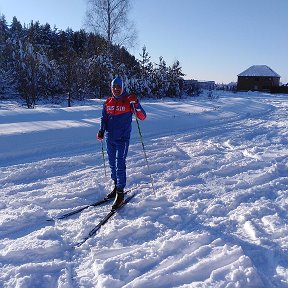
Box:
[111,77,123,89]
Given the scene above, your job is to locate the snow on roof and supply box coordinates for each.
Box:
[238,65,280,78]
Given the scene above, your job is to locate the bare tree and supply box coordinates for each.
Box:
[85,0,137,50]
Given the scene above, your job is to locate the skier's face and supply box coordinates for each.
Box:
[112,84,123,97]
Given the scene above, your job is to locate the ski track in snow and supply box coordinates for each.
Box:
[0,92,288,287]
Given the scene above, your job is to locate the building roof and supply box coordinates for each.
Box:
[238,65,280,78]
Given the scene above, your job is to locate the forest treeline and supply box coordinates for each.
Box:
[0,15,186,108]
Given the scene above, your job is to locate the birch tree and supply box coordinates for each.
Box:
[85,0,136,50]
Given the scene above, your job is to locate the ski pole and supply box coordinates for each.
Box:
[100,139,107,177]
[131,102,156,196]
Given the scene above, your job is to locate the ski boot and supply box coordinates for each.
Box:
[112,189,125,210]
[105,182,117,199]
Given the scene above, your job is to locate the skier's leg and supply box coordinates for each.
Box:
[112,140,129,209]
[115,140,129,190]
[106,139,117,183]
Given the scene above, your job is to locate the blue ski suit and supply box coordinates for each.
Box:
[99,92,146,189]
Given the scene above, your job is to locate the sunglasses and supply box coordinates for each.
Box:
[112,84,122,88]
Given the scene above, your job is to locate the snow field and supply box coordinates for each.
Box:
[0,92,287,287]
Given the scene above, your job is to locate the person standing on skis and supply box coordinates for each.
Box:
[97,77,146,209]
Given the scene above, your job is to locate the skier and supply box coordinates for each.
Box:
[97,77,146,209]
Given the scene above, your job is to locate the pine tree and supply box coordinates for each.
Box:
[167,60,185,97]
[13,40,51,108]
[136,45,153,97]
[87,53,114,99]
[152,56,169,97]
[0,14,10,95]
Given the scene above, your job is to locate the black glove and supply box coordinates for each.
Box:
[97,130,104,140]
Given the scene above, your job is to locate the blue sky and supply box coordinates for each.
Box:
[1,0,287,84]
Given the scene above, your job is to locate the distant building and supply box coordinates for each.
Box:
[237,65,280,92]
[198,80,215,90]
[183,79,198,87]
[183,79,215,90]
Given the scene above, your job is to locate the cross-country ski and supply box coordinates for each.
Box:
[74,193,136,247]
[47,190,131,221]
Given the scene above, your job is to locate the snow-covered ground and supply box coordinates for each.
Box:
[0,91,287,288]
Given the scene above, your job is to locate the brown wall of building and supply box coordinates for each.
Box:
[237,76,280,91]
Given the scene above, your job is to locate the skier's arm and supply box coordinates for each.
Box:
[97,102,108,140]
[100,102,108,130]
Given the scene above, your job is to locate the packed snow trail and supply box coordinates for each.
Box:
[0,92,287,287]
